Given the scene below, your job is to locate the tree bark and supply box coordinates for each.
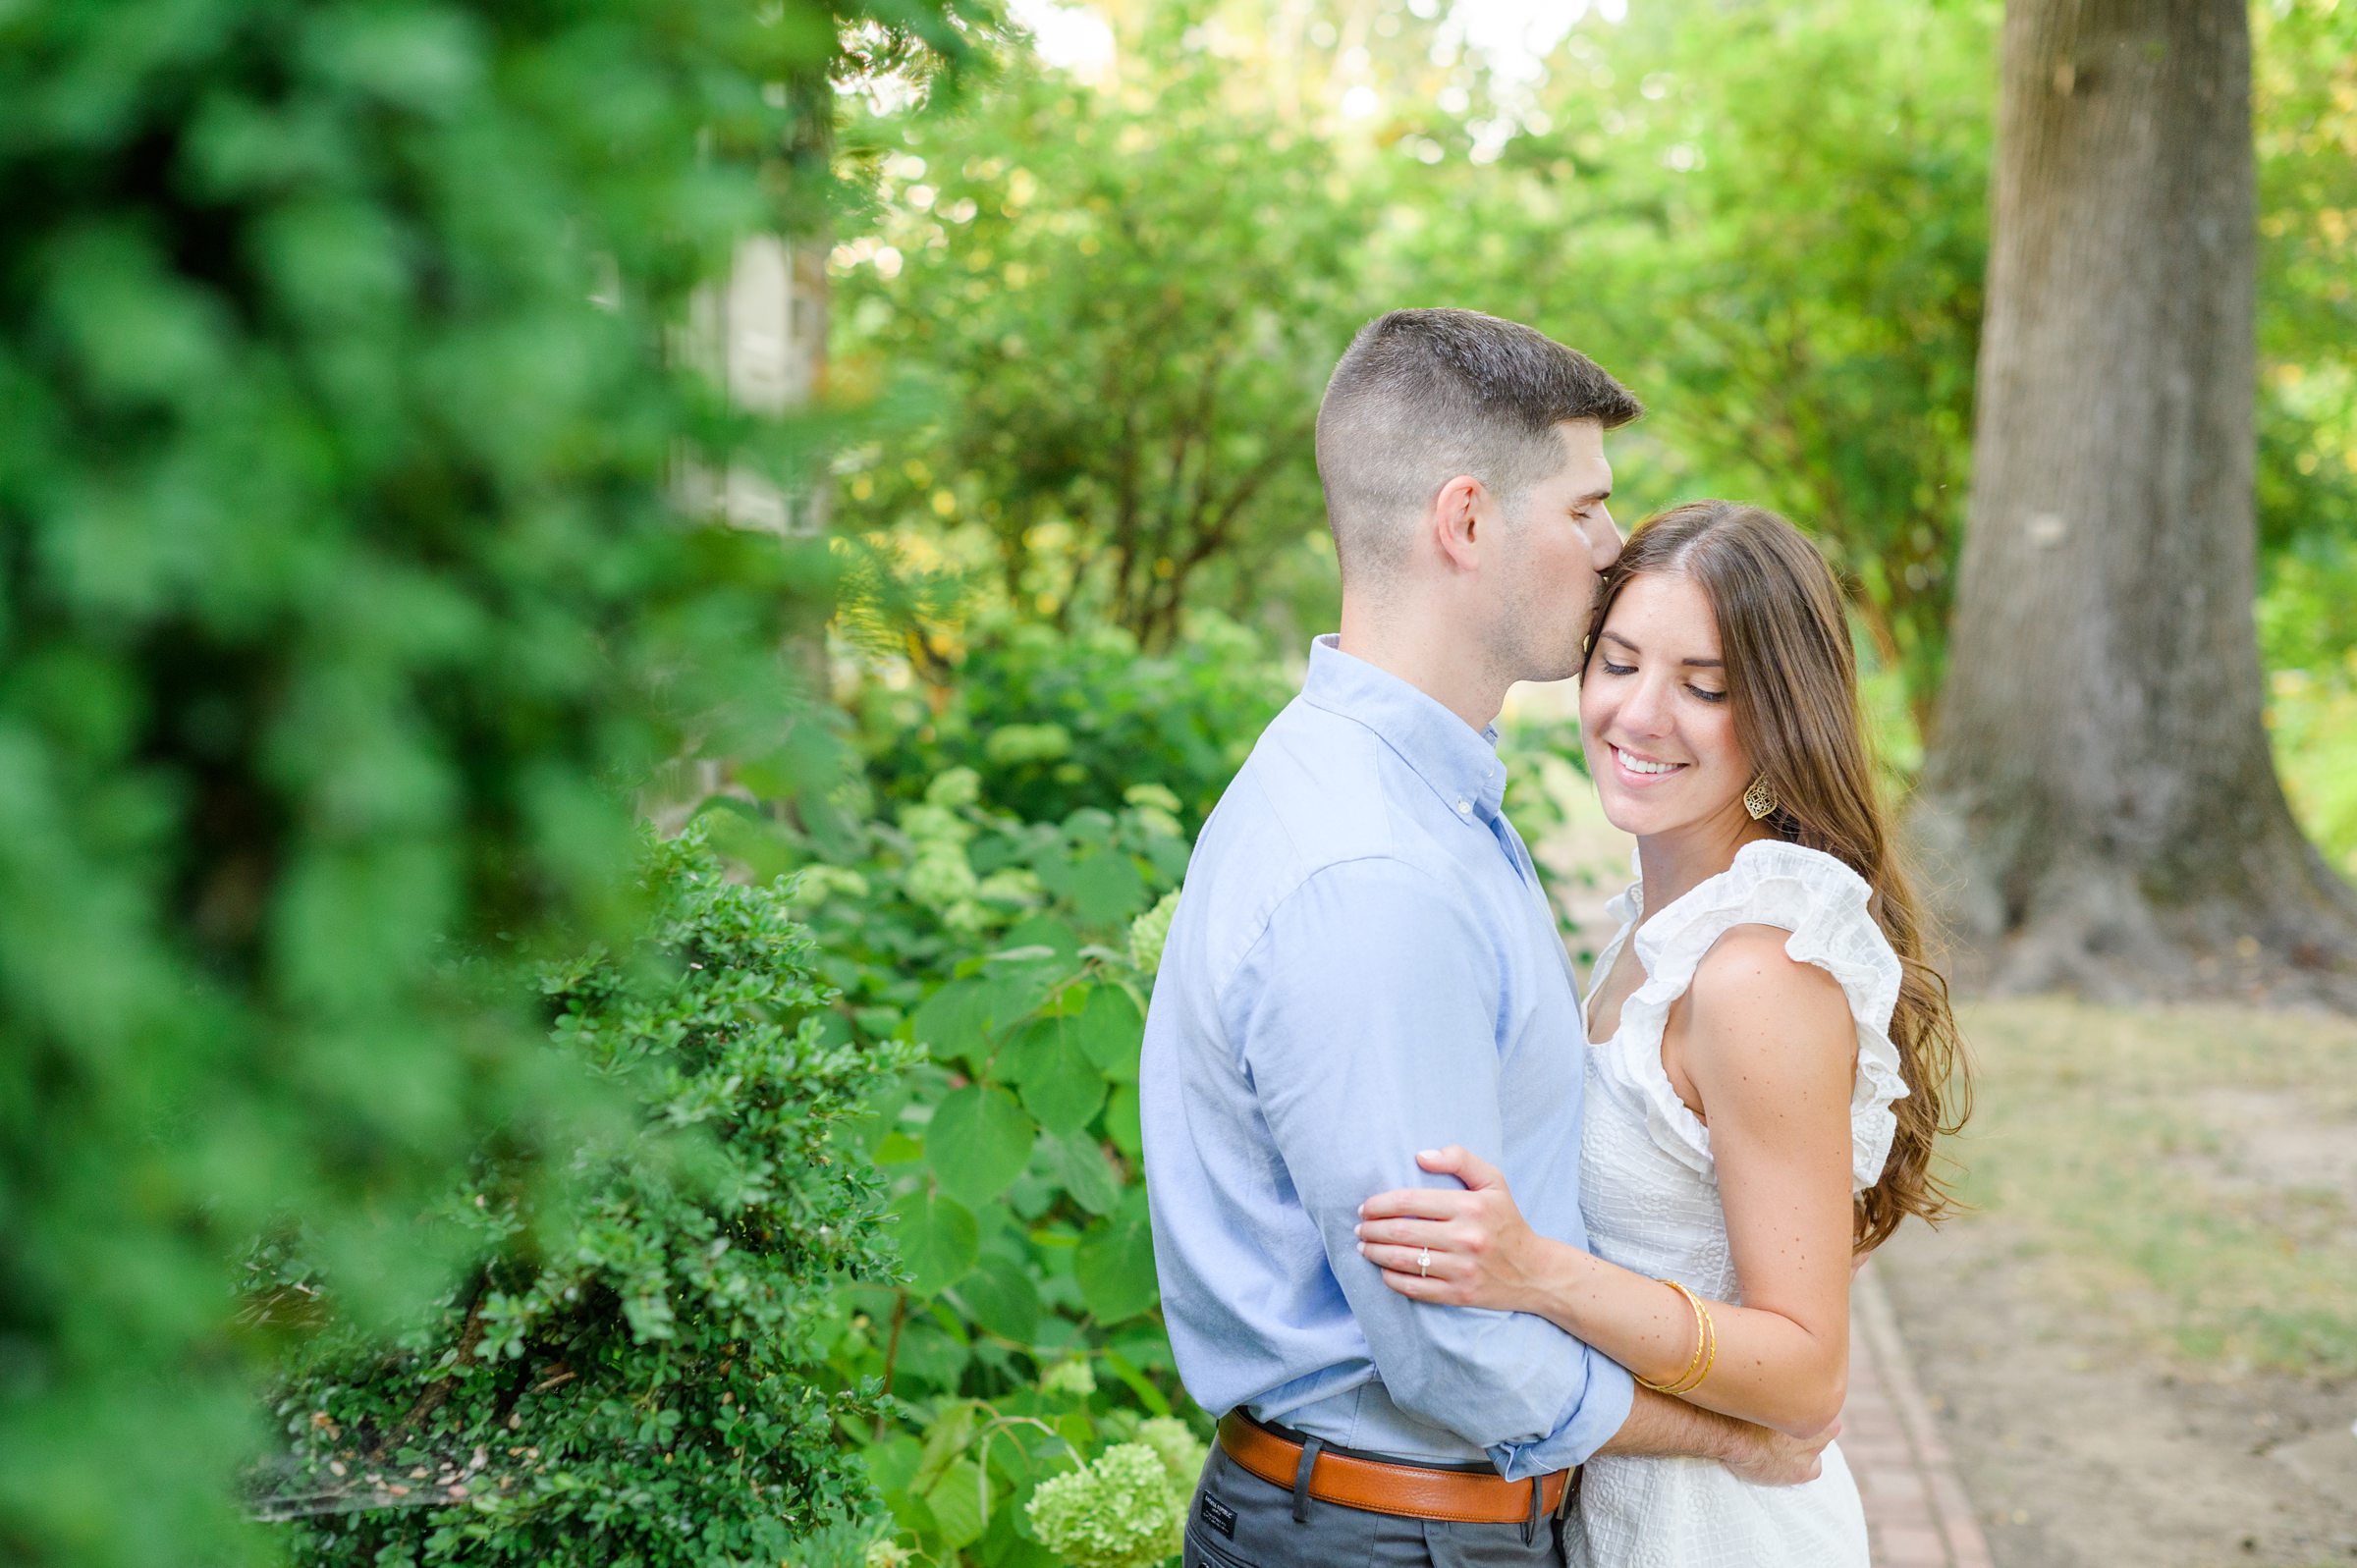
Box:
[1912,0,2357,1004]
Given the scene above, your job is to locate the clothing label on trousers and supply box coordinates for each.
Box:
[1199,1494,1238,1540]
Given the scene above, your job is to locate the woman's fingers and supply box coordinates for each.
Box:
[1359,1241,1461,1292]
[1415,1145,1507,1192]
[1359,1188,1471,1221]
[1375,1266,1448,1299]
[1352,1217,1456,1248]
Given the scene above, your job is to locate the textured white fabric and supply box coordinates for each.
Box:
[1566,840,1904,1568]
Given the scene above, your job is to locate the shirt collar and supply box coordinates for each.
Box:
[1299,634,1507,824]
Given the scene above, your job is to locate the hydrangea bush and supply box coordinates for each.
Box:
[697,754,1203,1566]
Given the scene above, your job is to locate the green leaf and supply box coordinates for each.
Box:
[1099,1345,1175,1417]
[867,1433,924,1497]
[890,1189,979,1294]
[885,1484,937,1539]
[1067,848,1148,928]
[1074,983,1146,1080]
[1103,1082,1144,1161]
[925,1457,990,1550]
[1044,1129,1122,1217]
[1008,1017,1106,1136]
[910,978,995,1067]
[953,1252,1039,1344]
[894,1319,973,1392]
[1073,1211,1160,1324]
[912,1398,981,1495]
[928,1086,1036,1205]
[1001,913,1080,965]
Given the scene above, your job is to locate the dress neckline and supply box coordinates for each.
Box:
[1581,839,1819,1039]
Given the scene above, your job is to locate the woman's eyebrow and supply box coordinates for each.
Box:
[1599,629,1721,668]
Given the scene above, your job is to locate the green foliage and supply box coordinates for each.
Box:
[833,35,1376,644]
[837,0,2357,750]
[697,753,1194,1567]
[2255,0,2357,562]
[268,831,910,1565]
[2262,535,2357,878]
[1494,0,1993,728]
[847,615,1290,829]
[0,3,973,1564]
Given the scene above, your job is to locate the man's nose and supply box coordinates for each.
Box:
[1595,510,1623,566]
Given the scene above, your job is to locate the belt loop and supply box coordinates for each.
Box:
[1290,1435,1326,1525]
[1522,1472,1541,1545]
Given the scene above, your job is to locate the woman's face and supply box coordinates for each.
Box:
[1578,570,1754,840]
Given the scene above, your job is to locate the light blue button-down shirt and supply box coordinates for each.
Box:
[1140,636,1634,1481]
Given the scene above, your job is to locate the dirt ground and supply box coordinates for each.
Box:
[1879,1205,2357,1568]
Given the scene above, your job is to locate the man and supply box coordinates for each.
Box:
[1139,309,1834,1566]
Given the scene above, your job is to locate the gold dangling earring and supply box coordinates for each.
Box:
[1743,776,1778,821]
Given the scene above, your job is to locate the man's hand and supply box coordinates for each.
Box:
[1718,1416,1840,1487]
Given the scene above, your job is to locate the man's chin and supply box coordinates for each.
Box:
[1518,652,1586,686]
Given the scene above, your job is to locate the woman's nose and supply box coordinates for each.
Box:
[1617,678,1672,735]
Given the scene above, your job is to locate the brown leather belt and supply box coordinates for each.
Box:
[1215,1411,1571,1526]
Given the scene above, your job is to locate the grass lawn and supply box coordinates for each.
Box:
[1941,999,2357,1376]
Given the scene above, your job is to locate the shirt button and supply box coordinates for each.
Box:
[1455,799,1472,815]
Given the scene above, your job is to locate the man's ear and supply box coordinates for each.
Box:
[1431,474,1486,571]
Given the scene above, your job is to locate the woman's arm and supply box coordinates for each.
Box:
[1356,924,1858,1438]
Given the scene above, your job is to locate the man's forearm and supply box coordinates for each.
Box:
[1593,1384,1749,1462]
[1594,1384,1834,1488]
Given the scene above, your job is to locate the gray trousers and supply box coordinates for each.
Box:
[1180,1444,1569,1568]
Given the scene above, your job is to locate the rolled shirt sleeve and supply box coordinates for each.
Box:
[1232,856,1634,1476]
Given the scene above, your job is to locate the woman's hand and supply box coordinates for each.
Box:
[1355,1147,1556,1312]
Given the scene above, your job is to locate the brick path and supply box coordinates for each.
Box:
[1846,1261,1996,1568]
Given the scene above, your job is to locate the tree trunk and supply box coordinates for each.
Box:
[1911,0,2357,1005]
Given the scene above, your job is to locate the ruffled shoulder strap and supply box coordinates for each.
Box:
[1591,840,1909,1190]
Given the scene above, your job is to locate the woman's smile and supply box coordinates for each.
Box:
[1608,743,1689,784]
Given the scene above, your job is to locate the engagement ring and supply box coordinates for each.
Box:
[1417,1247,1431,1277]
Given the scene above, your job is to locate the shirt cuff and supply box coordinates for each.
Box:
[1487,1348,1636,1480]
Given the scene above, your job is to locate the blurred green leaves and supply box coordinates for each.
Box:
[0,1,978,1564]
[850,614,1290,833]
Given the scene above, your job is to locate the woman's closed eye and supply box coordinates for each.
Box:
[1599,658,1727,704]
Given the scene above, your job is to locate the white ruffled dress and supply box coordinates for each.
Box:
[1567,840,1907,1568]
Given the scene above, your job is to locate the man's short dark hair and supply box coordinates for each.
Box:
[1314,308,1640,590]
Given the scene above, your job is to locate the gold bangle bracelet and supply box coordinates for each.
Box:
[1662,1279,1714,1395]
[1634,1277,1708,1393]
[1674,1287,1719,1396]
[1639,1278,1719,1397]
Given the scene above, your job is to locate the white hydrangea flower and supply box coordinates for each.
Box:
[1127,889,1180,975]
[1025,1444,1185,1568]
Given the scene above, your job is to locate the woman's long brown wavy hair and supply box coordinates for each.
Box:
[1584,501,1970,1251]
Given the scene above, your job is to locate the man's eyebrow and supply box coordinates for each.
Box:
[1599,628,1722,668]
[1571,487,1613,507]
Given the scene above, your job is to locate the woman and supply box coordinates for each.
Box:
[1355,501,1969,1566]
